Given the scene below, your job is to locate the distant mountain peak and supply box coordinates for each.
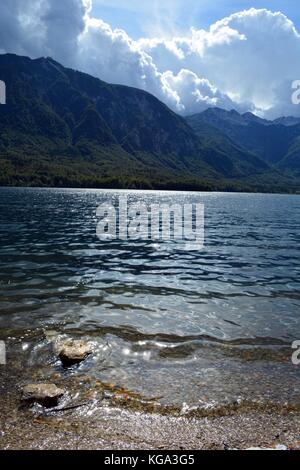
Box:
[273,116,300,127]
[187,106,300,174]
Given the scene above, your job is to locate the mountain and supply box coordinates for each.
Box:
[184,116,269,177]
[0,54,299,191]
[0,53,215,189]
[273,116,300,127]
[187,108,300,176]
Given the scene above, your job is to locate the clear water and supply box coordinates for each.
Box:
[0,188,299,410]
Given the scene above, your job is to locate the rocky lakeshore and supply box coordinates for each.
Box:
[1,330,300,451]
[2,384,300,450]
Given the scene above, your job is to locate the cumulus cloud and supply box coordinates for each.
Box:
[0,1,300,118]
[161,69,236,114]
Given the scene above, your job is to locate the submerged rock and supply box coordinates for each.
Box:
[22,383,65,408]
[55,339,93,367]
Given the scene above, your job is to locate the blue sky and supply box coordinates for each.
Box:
[92,0,300,38]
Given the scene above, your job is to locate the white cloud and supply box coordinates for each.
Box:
[161,69,235,114]
[0,1,300,118]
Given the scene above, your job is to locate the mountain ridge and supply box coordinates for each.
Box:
[186,107,300,175]
[0,54,299,192]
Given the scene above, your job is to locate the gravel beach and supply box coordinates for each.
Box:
[1,363,300,450]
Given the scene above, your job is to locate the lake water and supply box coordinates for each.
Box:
[0,188,299,412]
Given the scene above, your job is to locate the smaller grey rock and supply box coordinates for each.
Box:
[22,383,65,408]
[56,339,93,367]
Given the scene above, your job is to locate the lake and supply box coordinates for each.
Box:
[0,187,299,412]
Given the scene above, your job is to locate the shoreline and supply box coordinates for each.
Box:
[0,185,300,196]
[1,364,300,450]
[1,329,300,450]
[1,395,300,450]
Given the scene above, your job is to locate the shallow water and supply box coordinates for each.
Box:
[0,188,299,410]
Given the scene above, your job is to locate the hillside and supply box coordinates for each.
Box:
[0,54,299,192]
[187,108,300,174]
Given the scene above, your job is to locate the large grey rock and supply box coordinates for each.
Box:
[55,339,93,367]
[22,383,65,408]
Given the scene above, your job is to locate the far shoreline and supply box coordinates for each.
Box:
[1,185,299,196]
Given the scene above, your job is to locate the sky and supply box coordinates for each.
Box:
[91,0,300,39]
[1,0,300,118]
